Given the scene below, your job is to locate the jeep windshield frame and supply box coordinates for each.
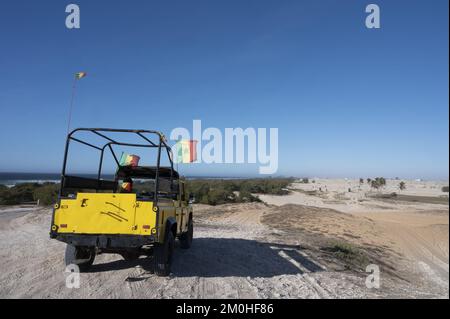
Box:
[60,128,176,205]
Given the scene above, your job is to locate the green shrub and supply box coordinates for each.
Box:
[0,183,37,205]
[0,182,59,206]
[33,183,59,206]
[186,178,293,206]
[321,241,369,270]
[370,177,386,190]
[442,186,449,193]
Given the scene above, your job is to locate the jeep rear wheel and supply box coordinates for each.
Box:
[65,245,95,272]
[153,231,175,276]
[180,218,193,249]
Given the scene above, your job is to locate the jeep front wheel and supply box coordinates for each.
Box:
[153,231,175,276]
[180,218,193,249]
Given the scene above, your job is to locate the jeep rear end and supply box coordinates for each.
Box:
[50,128,193,276]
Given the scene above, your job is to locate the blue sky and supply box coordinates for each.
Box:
[0,0,448,179]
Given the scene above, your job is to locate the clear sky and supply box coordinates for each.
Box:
[0,0,448,179]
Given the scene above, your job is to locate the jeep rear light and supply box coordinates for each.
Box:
[142,225,150,229]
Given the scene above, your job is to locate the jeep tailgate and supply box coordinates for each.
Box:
[53,193,156,235]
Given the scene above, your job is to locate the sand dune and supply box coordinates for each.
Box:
[259,179,449,296]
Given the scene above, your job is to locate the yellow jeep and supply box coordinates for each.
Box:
[50,128,193,276]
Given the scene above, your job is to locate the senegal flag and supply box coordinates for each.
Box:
[175,140,197,163]
[119,153,140,167]
[75,72,87,80]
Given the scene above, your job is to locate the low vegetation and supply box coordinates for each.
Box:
[0,183,59,206]
[370,177,386,190]
[0,178,294,207]
[187,178,294,205]
[442,186,449,193]
[321,241,369,270]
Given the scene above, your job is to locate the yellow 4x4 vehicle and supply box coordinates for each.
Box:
[50,128,193,276]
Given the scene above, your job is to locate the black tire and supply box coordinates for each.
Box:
[65,245,95,272]
[153,230,175,276]
[179,218,193,249]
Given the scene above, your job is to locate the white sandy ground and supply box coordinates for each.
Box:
[259,179,449,213]
[0,205,375,298]
[259,179,449,296]
[0,179,448,298]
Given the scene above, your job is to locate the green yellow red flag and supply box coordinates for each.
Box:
[75,72,87,80]
[119,153,140,167]
[175,140,198,163]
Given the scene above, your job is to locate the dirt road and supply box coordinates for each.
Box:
[0,203,447,298]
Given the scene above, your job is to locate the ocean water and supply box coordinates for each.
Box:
[0,173,61,187]
[0,173,114,187]
[0,172,243,187]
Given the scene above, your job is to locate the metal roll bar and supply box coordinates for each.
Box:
[60,128,176,204]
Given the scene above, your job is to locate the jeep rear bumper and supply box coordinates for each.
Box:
[52,233,156,248]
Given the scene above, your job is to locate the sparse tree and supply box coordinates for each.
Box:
[370,180,379,190]
[370,177,386,191]
[367,178,372,184]
[375,177,386,187]
[359,178,364,184]
[399,181,406,191]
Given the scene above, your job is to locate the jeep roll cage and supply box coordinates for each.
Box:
[60,128,178,204]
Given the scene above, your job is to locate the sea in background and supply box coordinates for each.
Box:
[0,172,248,187]
[0,173,62,187]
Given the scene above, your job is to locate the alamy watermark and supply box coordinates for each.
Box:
[66,4,380,30]
[65,264,80,289]
[170,120,279,174]
[365,4,381,29]
[65,4,80,29]
[365,264,380,289]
